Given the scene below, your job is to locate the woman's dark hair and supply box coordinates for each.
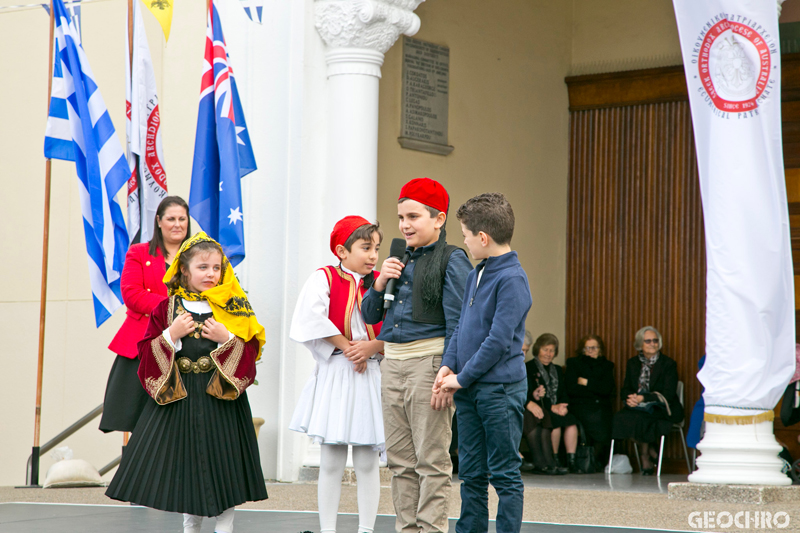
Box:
[576,334,606,358]
[532,333,559,357]
[166,241,225,293]
[398,198,449,313]
[149,196,191,259]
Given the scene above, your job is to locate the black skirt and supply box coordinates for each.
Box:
[105,332,268,516]
[611,407,672,443]
[571,403,612,444]
[550,411,579,429]
[99,355,149,433]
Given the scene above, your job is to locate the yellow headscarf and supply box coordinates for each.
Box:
[164,232,266,358]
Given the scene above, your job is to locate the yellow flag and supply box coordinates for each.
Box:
[140,0,173,42]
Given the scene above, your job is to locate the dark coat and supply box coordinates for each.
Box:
[565,355,615,409]
[619,353,684,424]
[565,354,615,443]
[526,359,567,411]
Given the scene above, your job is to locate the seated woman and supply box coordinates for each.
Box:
[611,326,684,475]
[566,335,615,467]
[525,333,581,473]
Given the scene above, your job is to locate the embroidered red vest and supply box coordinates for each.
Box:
[319,265,382,341]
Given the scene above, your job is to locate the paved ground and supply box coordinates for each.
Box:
[2,479,799,532]
[0,504,691,533]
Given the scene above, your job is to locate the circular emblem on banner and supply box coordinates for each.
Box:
[699,20,771,112]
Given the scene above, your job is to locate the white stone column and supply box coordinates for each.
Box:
[314,0,425,223]
[689,420,790,485]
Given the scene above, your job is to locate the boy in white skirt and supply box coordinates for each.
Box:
[289,216,385,533]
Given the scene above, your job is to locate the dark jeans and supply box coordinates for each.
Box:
[454,379,526,533]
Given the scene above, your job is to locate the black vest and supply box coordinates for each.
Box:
[411,245,465,325]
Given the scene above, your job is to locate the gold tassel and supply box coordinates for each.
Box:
[703,411,774,425]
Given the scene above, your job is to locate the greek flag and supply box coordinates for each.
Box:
[239,0,263,24]
[44,0,129,327]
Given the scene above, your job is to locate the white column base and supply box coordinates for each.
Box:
[689,421,790,485]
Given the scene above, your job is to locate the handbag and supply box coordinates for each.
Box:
[780,381,800,427]
[574,423,598,474]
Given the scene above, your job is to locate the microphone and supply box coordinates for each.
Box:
[384,238,410,311]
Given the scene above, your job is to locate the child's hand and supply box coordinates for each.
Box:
[353,361,367,374]
[344,340,377,365]
[372,257,405,292]
[430,389,453,411]
[201,317,230,344]
[440,373,462,392]
[169,313,195,343]
[432,365,453,394]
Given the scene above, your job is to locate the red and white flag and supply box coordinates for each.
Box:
[126,0,167,244]
[672,2,794,419]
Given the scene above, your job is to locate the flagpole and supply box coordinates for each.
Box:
[28,0,55,488]
[123,0,133,449]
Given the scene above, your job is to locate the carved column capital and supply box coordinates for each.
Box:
[314,0,425,57]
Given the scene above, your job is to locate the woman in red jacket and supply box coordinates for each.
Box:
[99,196,191,433]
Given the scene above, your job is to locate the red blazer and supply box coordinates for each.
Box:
[108,243,169,358]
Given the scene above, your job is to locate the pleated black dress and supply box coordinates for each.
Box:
[106,310,268,516]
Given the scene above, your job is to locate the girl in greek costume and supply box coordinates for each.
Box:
[106,232,268,533]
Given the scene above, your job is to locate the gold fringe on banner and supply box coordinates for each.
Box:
[704,411,774,425]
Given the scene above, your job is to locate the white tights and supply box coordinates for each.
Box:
[318,444,380,533]
[183,506,235,533]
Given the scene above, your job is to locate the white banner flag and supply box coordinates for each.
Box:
[672,2,795,418]
[126,0,168,244]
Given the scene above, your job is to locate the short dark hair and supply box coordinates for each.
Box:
[149,196,191,258]
[456,193,515,245]
[532,333,559,357]
[167,241,225,293]
[343,222,383,252]
[576,334,606,357]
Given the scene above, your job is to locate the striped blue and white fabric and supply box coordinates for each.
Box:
[239,0,263,24]
[44,0,129,327]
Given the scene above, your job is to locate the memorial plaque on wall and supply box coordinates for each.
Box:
[399,36,454,155]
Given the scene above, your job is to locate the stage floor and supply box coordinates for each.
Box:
[0,503,693,533]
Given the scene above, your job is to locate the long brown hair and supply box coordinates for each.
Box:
[149,196,191,258]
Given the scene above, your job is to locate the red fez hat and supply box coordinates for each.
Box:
[330,215,371,257]
[399,177,449,213]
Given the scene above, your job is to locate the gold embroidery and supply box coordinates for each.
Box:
[207,336,249,399]
[334,266,358,341]
[221,295,256,318]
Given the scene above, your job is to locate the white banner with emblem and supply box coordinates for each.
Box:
[672,1,794,422]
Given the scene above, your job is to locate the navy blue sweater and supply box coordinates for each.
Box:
[442,251,532,388]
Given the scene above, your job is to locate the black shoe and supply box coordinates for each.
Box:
[641,467,655,476]
[567,453,584,474]
[520,460,536,472]
[533,465,567,475]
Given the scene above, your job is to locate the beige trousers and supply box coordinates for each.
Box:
[381,354,455,533]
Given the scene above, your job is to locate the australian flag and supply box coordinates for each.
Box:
[189,0,256,268]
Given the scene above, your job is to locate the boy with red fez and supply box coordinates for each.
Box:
[290,216,385,533]
[362,178,472,533]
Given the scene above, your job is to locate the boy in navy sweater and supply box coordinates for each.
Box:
[434,193,532,533]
